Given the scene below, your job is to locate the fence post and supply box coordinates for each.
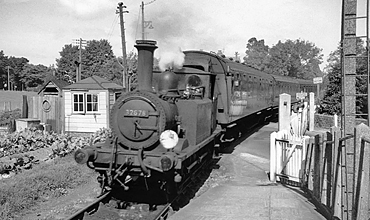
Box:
[22,95,28,118]
[313,134,322,199]
[270,131,277,182]
[307,136,315,191]
[279,93,291,132]
[309,92,315,131]
[330,126,341,218]
[352,124,370,220]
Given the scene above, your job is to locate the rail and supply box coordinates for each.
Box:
[66,191,111,220]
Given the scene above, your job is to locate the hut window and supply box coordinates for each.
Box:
[86,94,99,112]
[73,93,84,113]
[72,93,99,114]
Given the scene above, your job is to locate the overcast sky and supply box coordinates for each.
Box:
[0,0,367,70]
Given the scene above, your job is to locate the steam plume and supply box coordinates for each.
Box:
[158,48,185,71]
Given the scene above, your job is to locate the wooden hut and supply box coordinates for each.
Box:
[62,76,123,134]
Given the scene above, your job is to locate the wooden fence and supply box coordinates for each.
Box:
[26,96,64,133]
[270,92,370,219]
[303,124,370,220]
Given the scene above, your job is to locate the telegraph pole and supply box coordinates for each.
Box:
[141,1,145,40]
[7,66,10,91]
[72,38,86,82]
[117,2,129,90]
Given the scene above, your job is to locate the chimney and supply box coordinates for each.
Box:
[134,40,157,91]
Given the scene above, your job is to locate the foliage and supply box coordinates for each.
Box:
[56,39,125,84]
[0,109,21,127]
[243,38,323,79]
[243,37,270,71]
[0,51,29,90]
[0,155,96,219]
[0,127,111,218]
[0,127,112,159]
[319,39,368,115]
[55,44,79,83]
[19,64,53,88]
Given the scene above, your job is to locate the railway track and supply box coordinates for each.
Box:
[66,191,112,220]
[65,155,215,220]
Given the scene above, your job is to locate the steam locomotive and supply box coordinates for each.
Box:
[74,40,315,205]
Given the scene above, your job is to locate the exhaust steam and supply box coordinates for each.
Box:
[158,48,185,71]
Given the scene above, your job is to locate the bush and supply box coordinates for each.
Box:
[0,109,21,127]
[0,127,112,159]
[0,155,96,219]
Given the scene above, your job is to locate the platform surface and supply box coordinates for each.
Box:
[169,123,327,220]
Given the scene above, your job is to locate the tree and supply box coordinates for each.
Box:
[19,64,53,89]
[0,51,9,89]
[55,44,79,83]
[319,38,368,115]
[243,38,324,79]
[243,37,269,71]
[0,52,29,90]
[83,39,115,78]
[8,56,29,90]
[267,39,323,79]
[56,39,122,84]
[319,47,341,114]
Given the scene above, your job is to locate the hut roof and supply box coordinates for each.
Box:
[63,76,123,90]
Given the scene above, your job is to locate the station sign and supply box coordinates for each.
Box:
[313,77,323,84]
[296,92,307,100]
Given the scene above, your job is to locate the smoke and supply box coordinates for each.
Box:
[58,0,114,16]
[158,48,185,71]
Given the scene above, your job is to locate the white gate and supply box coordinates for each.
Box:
[270,93,313,184]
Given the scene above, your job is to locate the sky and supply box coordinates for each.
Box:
[0,0,367,71]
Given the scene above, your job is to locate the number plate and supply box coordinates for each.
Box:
[124,109,149,118]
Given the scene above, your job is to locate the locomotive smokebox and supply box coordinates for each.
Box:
[135,40,158,91]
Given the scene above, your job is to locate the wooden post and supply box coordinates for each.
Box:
[270,131,277,182]
[309,92,315,131]
[352,124,370,219]
[278,93,291,132]
[22,95,28,118]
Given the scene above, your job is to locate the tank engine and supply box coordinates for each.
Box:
[74,40,219,204]
[74,39,316,205]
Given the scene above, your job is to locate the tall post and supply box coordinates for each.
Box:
[341,1,357,219]
[118,2,129,91]
[7,66,10,91]
[78,38,82,82]
[367,0,370,126]
[141,1,145,40]
[73,38,86,82]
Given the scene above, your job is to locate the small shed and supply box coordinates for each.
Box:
[63,76,123,133]
[26,77,70,133]
[38,76,70,97]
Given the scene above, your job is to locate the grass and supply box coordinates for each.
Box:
[0,154,96,219]
[0,91,37,111]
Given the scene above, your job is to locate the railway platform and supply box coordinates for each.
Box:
[169,122,327,220]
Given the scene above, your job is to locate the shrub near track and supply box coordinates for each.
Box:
[0,155,96,219]
[0,128,112,219]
